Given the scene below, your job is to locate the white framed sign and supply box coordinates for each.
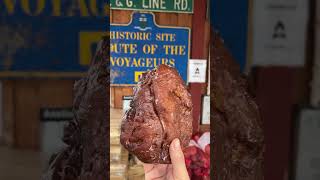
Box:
[201,96,210,125]
[188,59,207,83]
[252,0,309,66]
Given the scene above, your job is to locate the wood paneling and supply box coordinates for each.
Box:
[2,80,74,150]
[110,87,115,108]
[3,81,15,147]
[15,81,40,149]
[112,87,133,109]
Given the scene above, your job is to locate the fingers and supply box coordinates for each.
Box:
[169,138,190,180]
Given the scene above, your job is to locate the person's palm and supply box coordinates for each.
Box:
[143,139,190,180]
[144,164,176,180]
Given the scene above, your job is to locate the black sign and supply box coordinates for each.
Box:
[40,108,73,122]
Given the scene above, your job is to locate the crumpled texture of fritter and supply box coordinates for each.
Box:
[120,65,193,164]
[211,31,265,180]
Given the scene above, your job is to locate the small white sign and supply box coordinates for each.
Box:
[201,96,210,125]
[252,0,309,66]
[188,59,207,83]
[122,96,133,114]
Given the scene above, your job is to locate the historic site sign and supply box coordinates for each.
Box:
[110,12,190,85]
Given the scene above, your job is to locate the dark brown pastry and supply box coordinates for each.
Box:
[42,37,109,180]
[211,31,265,180]
[120,65,193,164]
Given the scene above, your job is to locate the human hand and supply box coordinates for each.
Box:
[143,139,190,180]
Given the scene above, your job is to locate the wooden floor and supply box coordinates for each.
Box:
[0,146,43,179]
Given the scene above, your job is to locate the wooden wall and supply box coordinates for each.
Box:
[3,80,74,149]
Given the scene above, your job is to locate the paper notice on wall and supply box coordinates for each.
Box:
[201,96,210,125]
[188,59,207,83]
[252,0,309,66]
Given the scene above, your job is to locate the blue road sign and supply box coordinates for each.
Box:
[110,12,190,85]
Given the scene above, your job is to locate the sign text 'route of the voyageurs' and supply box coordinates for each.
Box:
[110,12,190,85]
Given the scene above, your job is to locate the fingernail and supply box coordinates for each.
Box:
[174,139,180,149]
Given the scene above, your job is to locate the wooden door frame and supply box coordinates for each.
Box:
[190,0,209,133]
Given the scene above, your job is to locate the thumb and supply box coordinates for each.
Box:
[169,138,190,180]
